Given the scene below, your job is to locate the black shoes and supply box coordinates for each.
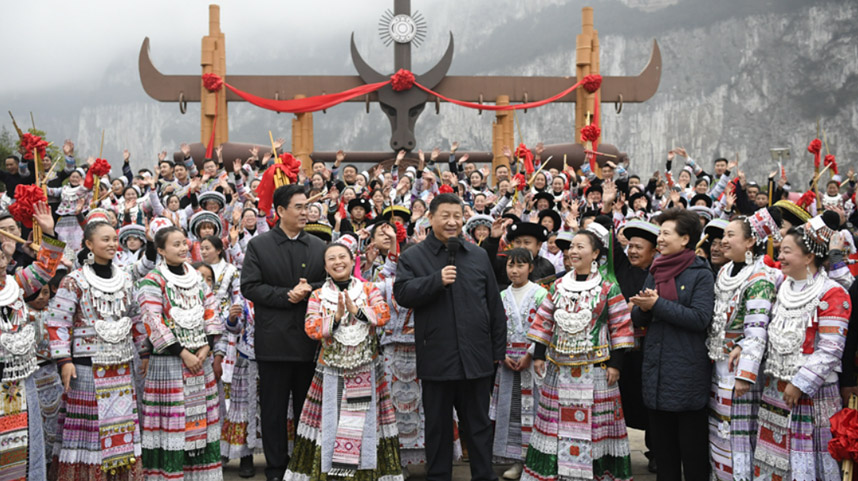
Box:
[240,455,257,478]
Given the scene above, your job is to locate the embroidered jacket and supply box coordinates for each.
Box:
[528,272,634,366]
[372,253,415,346]
[305,279,390,368]
[136,266,221,353]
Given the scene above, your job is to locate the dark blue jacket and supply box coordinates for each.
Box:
[631,256,714,411]
[394,233,506,381]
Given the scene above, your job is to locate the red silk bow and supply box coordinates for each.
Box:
[439,184,454,195]
[828,408,858,462]
[824,154,838,175]
[20,133,48,161]
[581,124,601,143]
[515,143,535,175]
[797,190,817,209]
[255,154,301,214]
[84,158,112,190]
[202,73,224,92]
[513,173,527,191]
[390,69,415,91]
[762,255,781,270]
[808,138,822,169]
[582,74,602,93]
[9,184,47,228]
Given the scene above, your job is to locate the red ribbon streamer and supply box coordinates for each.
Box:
[824,154,838,175]
[254,154,302,214]
[202,72,602,114]
[515,143,534,175]
[9,184,47,229]
[808,138,822,169]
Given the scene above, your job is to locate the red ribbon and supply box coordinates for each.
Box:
[808,138,822,169]
[9,184,47,229]
[394,221,407,244]
[439,184,454,195]
[762,254,781,270]
[824,154,838,175]
[512,173,527,191]
[201,71,601,114]
[255,154,302,214]
[515,143,534,175]
[581,125,601,143]
[84,158,111,189]
[797,190,816,209]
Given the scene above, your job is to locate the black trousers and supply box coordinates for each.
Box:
[422,377,497,481]
[649,407,710,481]
[257,360,316,479]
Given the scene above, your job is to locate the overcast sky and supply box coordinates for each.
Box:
[1,0,414,94]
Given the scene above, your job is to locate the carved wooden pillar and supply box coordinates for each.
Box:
[575,7,600,146]
[291,94,314,175]
[492,95,514,183]
[201,4,228,152]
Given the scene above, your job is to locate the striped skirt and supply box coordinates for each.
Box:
[283,358,403,481]
[220,357,262,459]
[141,355,222,481]
[521,362,632,481]
[753,378,840,481]
[490,343,540,463]
[709,359,761,481]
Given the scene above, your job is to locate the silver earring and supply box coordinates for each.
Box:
[85,251,95,265]
[591,260,599,274]
[744,250,753,265]
[806,265,815,285]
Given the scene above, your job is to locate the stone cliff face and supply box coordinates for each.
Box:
[7,0,856,187]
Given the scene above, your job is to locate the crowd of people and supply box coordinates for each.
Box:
[0,135,857,481]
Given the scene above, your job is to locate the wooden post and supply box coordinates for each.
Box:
[575,7,600,145]
[201,4,228,152]
[492,95,514,183]
[291,94,314,176]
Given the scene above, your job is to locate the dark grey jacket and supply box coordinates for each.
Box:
[631,256,714,412]
[240,226,326,362]
[394,233,507,381]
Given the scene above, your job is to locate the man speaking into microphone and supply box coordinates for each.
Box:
[395,193,506,481]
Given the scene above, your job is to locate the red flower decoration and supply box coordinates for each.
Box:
[513,173,527,191]
[808,138,822,169]
[394,221,407,244]
[439,184,454,195]
[9,184,47,229]
[90,158,111,177]
[202,73,224,93]
[581,124,601,143]
[277,153,301,183]
[582,74,602,93]
[797,189,816,209]
[390,69,415,92]
[829,408,858,462]
[824,154,838,175]
[19,133,49,160]
[515,143,535,175]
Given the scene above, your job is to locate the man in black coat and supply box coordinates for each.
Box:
[240,184,326,481]
[394,193,506,481]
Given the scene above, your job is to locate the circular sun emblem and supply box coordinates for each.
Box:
[379,10,427,47]
[389,15,417,43]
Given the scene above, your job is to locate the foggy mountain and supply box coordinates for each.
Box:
[3,0,856,188]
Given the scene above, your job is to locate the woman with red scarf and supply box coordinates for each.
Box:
[629,208,715,481]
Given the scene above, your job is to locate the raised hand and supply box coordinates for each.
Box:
[458,153,470,164]
[63,140,75,157]
[430,147,441,162]
[273,138,285,150]
[396,149,406,164]
[33,202,55,237]
[451,141,459,153]
[502,145,512,159]
[158,150,167,162]
[335,150,345,165]
[534,142,544,156]
[180,143,191,157]
[249,146,259,158]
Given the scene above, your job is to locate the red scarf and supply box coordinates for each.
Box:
[649,249,696,301]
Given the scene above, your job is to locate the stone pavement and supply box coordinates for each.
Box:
[223,429,656,481]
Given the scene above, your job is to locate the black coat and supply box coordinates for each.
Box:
[631,256,714,412]
[240,225,327,362]
[394,233,506,381]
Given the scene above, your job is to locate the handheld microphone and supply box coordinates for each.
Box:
[445,237,460,287]
[446,237,460,266]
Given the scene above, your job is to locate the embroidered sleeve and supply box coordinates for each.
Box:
[304,289,327,340]
[14,235,65,297]
[828,263,854,290]
[46,275,81,359]
[606,283,634,350]
[136,275,178,353]
[528,281,557,346]
[736,278,776,384]
[792,286,851,397]
[361,283,391,327]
